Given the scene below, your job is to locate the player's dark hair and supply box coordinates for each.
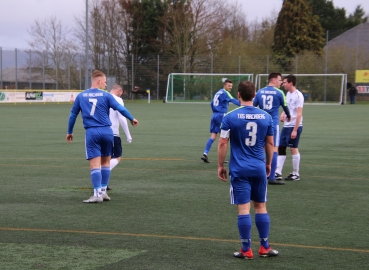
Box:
[268,72,282,82]
[238,81,255,101]
[224,79,233,85]
[92,70,106,79]
[283,74,296,86]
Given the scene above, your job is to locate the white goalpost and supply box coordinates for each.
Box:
[255,73,347,104]
[165,73,254,103]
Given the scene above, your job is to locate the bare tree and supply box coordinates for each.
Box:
[74,0,131,87]
[27,16,80,89]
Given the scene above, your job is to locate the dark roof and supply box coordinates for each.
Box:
[327,23,369,53]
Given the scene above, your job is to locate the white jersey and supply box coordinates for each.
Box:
[109,94,132,142]
[284,89,304,128]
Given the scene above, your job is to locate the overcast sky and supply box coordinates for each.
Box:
[0,0,368,49]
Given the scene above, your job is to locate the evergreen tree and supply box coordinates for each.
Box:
[273,0,325,70]
[307,1,368,39]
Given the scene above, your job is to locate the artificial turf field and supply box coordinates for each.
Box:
[0,101,368,269]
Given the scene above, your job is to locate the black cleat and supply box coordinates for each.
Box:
[268,179,285,185]
[285,173,300,181]
[201,154,209,163]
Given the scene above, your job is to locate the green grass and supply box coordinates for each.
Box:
[0,102,368,270]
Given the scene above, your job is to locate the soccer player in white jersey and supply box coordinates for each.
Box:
[276,74,304,181]
[218,81,278,260]
[108,84,132,190]
[66,70,138,203]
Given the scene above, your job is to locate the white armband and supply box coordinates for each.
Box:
[220,129,230,138]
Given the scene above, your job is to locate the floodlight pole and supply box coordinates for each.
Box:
[85,0,89,90]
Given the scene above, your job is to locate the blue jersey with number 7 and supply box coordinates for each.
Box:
[69,88,133,130]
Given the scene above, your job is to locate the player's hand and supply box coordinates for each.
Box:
[286,117,291,122]
[66,134,73,143]
[291,130,297,139]
[266,164,271,177]
[218,166,227,182]
[131,119,139,126]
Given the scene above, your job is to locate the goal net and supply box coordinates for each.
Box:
[165,73,254,103]
[255,74,347,104]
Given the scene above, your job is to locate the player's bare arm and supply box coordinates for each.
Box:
[291,107,303,139]
[264,135,274,177]
[217,137,229,182]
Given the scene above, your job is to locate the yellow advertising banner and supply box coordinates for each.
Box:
[355,70,369,83]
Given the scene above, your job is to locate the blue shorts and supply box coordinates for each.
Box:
[85,126,114,160]
[112,136,122,158]
[279,126,303,148]
[210,113,224,134]
[229,175,268,204]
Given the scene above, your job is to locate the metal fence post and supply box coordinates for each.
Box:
[56,51,58,90]
[42,51,45,90]
[15,48,18,89]
[0,47,2,89]
[131,54,134,95]
[29,50,32,89]
[157,54,159,100]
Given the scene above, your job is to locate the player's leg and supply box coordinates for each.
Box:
[231,176,254,259]
[276,127,290,178]
[285,126,302,181]
[84,129,103,203]
[100,129,114,200]
[108,136,123,190]
[251,176,278,257]
[201,114,221,163]
[268,125,284,184]
[110,136,122,170]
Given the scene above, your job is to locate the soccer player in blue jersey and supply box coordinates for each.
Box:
[218,80,279,260]
[201,79,240,163]
[66,70,138,203]
[253,73,291,185]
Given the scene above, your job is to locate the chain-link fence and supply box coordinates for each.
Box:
[1,27,368,101]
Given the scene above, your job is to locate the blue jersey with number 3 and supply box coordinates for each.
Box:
[70,88,122,129]
[221,106,273,177]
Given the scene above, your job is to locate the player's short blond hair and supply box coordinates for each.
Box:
[91,70,105,80]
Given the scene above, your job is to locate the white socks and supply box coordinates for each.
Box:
[292,153,300,175]
[276,156,286,174]
[110,159,119,170]
[276,154,300,175]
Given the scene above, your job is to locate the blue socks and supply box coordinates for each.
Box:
[101,166,111,187]
[238,214,252,251]
[255,213,270,249]
[90,168,101,189]
[269,152,278,180]
[204,138,215,155]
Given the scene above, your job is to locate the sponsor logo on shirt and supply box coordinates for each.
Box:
[238,114,266,119]
[82,93,103,97]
